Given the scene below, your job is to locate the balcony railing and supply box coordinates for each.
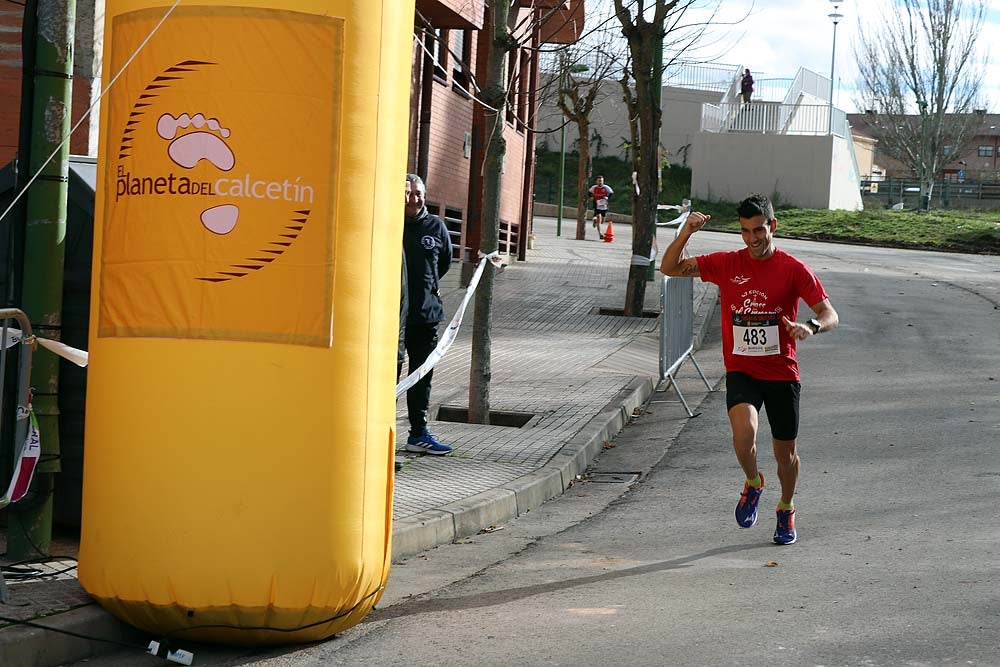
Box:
[701,102,848,136]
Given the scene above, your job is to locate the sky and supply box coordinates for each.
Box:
[588,0,1000,114]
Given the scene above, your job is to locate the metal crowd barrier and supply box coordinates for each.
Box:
[0,309,35,604]
[658,275,712,416]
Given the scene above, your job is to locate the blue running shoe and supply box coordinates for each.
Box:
[735,473,764,528]
[773,508,797,544]
[405,431,453,455]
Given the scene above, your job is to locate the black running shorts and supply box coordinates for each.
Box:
[725,371,801,441]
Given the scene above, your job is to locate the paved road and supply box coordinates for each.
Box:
[68,238,1000,666]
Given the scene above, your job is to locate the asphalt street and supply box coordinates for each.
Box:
[67,237,1000,667]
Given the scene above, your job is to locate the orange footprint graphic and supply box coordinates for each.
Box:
[157,113,238,235]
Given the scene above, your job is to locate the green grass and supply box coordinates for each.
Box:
[534,149,1000,255]
[693,201,1000,255]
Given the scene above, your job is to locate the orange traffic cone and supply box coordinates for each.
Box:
[603,218,614,243]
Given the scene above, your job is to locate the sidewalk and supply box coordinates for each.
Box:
[0,215,718,667]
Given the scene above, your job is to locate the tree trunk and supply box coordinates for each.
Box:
[623,26,661,317]
[575,116,590,240]
[468,1,511,424]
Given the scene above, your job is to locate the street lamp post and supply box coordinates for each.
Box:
[828,0,843,135]
[917,98,929,211]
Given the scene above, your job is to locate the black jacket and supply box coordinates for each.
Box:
[403,207,453,324]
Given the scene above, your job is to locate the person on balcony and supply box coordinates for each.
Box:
[741,68,754,103]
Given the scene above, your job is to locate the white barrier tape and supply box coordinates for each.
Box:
[630,255,650,266]
[37,337,89,367]
[0,328,88,366]
[0,410,40,509]
[395,252,502,398]
[656,209,689,228]
[0,328,26,348]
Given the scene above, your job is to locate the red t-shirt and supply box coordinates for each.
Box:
[590,184,611,209]
[697,248,828,381]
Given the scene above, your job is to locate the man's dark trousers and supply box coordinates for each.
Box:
[398,321,439,436]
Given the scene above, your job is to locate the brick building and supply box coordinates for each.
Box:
[0,0,102,163]
[409,0,583,267]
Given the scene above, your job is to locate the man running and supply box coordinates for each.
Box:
[588,175,614,239]
[659,193,839,544]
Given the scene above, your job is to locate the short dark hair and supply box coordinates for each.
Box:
[405,173,426,193]
[737,193,774,221]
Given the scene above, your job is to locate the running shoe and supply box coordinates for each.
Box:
[735,473,764,528]
[773,508,797,545]
[405,431,453,455]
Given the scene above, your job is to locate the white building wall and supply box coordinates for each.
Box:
[691,133,834,209]
[661,87,723,166]
[830,133,864,210]
[535,76,863,210]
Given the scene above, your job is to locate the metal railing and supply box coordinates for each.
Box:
[657,276,712,417]
[663,61,741,94]
[861,177,1000,207]
[702,103,841,136]
[783,67,831,106]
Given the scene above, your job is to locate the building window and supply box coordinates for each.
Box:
[452,30,471,94]
[444,208,464,260]
[505,52,516,127]
[516,49,529,132]
[433,29,449,81]
[978,145,994,157]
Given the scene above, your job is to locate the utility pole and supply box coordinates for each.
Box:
[556,52,566,237]
[8,0,75,559]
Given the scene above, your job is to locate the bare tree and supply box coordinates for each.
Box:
[553,47,617,240]
[855,0,987,210]
[469,2,579,422]
[615,0,723,316]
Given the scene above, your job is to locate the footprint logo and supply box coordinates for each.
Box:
[157,112,238,235]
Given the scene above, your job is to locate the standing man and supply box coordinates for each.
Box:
[588,175,614,239]
[399,174,454,456]
[660,194,839,545]
[740,68,754,103]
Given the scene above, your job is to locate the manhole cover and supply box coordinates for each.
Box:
[588,472,639,484]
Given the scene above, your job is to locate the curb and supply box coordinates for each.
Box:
[392,282,720,562]
[0,603,141,667]
[391,375,655,561]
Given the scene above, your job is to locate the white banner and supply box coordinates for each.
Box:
[0,411,41,508]
[395,252,502,399]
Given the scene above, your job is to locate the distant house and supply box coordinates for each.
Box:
[848,112,1000,183]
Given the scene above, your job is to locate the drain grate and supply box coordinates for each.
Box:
[588,472,639,484]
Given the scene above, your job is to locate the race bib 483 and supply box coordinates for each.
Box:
[732,312,780,356]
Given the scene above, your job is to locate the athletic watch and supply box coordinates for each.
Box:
[807,318,822,334]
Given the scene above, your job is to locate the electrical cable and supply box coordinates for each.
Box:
[0,612,146,650]
[161,584,385,640]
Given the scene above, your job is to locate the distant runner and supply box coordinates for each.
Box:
[588,175,614,239]
[660,193,839,545]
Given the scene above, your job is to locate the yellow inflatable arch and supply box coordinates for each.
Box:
[79,0,412,644]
